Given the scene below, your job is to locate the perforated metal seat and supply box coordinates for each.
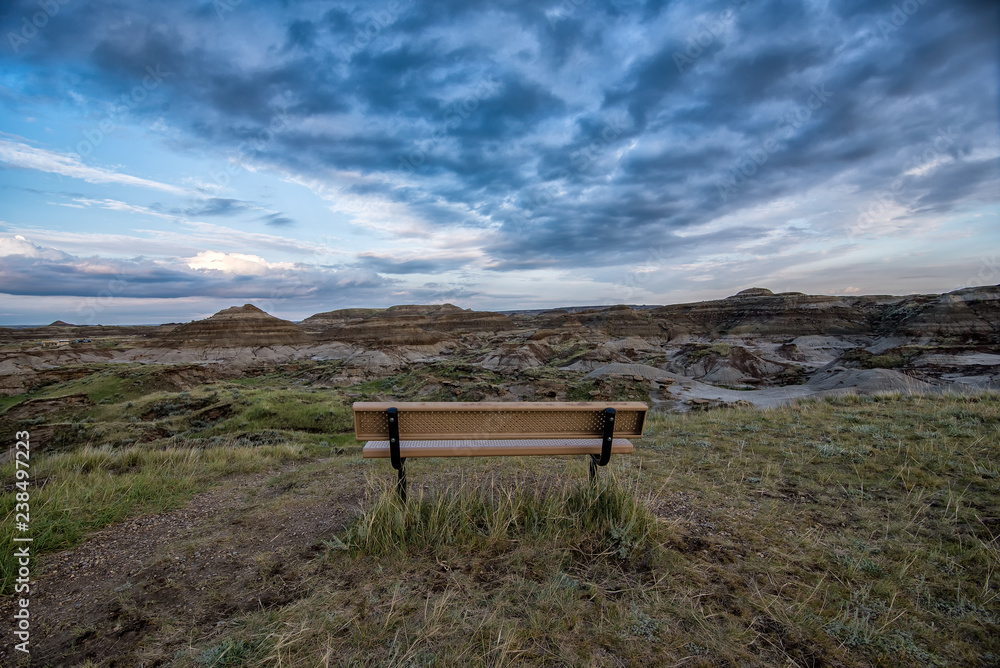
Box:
[353,401,648,500]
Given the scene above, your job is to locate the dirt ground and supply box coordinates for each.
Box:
[0,460,364,667]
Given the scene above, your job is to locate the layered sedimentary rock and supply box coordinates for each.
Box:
[0,323,172,343]
[641,285,1000,342]
[304,304,515,342]
[570,305,667,338]
[299,304,465,333]
[297,308,384,332]
[650,292,892,337]
[156,304,311,347]
[889,286,1000,342]
[477,341,552,371]
[666,344,790,384]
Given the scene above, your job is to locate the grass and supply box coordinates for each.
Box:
[687,342,733,360]
[162,391,1000,666]
[0,441,309,595]
[343,469,657,558]
[2,366,999,665]
[841,346,922,369]
[171,465,672,667]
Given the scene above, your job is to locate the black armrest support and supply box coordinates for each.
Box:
[387,407,402,470]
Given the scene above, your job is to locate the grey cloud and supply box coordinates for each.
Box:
[1,0,997,280]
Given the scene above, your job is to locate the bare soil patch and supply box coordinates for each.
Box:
[5,395,94,422]
[0,459,364,667]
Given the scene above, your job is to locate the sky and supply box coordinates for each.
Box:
[0,0,998,325]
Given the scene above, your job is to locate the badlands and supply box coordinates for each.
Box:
[2,285,997,410]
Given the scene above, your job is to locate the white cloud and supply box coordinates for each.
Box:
[0,234,69,260]
[186,250,295,275]
[69,197,182,220]
[2,220,345,260]
[0,139,190,195]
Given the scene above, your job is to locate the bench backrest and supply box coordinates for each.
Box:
[353,401,648,440]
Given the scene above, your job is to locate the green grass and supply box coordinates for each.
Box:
[344,469,657,558]
[0,366,364,596]
[841,346,922,369]
[171,391,1000,666]
[171,465,672,667]
[3,372,999,665]
[687,342,732,360]
[0,441,310,595]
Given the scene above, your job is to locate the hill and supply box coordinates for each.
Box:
[155,304,311,347]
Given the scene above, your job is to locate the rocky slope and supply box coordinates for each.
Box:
[0,323,173,343]
[3,286,997,408]
[155,304,311,347]
[302,303,515,343]
[646,286,1000,342]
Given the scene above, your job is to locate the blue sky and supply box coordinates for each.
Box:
[0,0,998,325]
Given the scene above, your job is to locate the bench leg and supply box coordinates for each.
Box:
[397,458,407,502]
[590,407,616,483]
[386,407,407,502]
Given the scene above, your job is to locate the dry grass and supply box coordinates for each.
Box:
[4,385,999,666]
[169,391,1000,667]
[0,441,309,594]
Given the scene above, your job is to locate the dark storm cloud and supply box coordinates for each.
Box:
[2,0,998,275]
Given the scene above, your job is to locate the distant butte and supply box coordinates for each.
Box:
[0,286,997,405]
[155,304,311,347]
[732,287,774,297]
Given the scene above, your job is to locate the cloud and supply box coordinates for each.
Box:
[182,198,258,217]
[259,212,295,227]
[1,221,344,260]
[0,0,997,313]
[0,234,70,260]
[0,139,189,195]
[356,251,475,275]
[178,199,298,226]
[0,234,390,302]
[186,250,294,275]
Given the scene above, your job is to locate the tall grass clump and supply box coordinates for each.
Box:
[344,468,658,560]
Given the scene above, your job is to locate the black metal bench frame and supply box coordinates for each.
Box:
[382,405,620,502]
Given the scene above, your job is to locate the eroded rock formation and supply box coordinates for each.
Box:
[156,304,311,347]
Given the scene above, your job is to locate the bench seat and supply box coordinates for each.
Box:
[362,438,635,459]
[353,400,648,500]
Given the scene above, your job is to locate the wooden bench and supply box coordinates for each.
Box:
[353,401,648,500]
